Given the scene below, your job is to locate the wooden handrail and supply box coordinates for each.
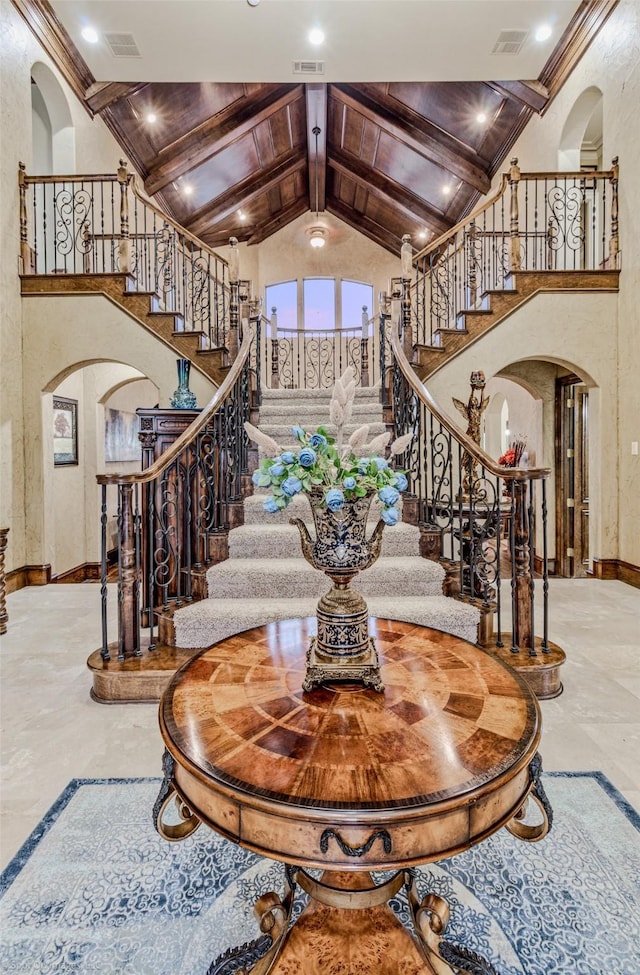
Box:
[97,320,253,486]
[389,312,550,481]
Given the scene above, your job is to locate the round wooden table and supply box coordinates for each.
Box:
[155,618,552,975]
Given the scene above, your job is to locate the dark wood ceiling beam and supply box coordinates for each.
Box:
[328,147,452,238]
[144,84,304,197]
[186,150,307,236]
[327,199,399,256]
[489,80,549,113]
[246,198,309,246]
[305,83,327,213]
[85,82,147,113]
[332,84,491,194]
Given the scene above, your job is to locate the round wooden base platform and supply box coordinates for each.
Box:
[488,635,566,700]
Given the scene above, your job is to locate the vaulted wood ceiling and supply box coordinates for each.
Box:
[17,0,617,255]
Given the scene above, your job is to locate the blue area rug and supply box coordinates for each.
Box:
[1,774,638,975]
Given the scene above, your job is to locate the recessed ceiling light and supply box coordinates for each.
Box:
[442,185,452,196]
[238,210,247,222]
[146,112,157,124]
[418,230,427,240]
[535,24,552,42]
[182,184,193,196]
[476,112,487,123]
[81,26,99,44]
[247,0,260,6]
[308,27,325,46]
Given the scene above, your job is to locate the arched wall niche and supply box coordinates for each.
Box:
[30,61,75,173]
[40,361,157,577]
[558,85,603,172]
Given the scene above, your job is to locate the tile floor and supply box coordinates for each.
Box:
[1,578,639,870]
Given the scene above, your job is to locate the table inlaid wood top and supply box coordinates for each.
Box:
[160,618,541,869]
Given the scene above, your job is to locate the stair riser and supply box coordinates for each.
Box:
[242,495,403,525]
[207,567,442,600]
[229,529,419,559]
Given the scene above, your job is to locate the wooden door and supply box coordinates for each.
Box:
[555,377,589,577]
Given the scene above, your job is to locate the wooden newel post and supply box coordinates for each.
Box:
[511,478,534,653]
[360,305,370,387]
[508,157,521,273]
[270,306,280,388]
[609,156,619,268]
[117,483,141,659]
[400,234,414,360]
[18,162,33,274]
[117,159,131,274]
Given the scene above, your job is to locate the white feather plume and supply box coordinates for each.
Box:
[390,432,413,455]
[367,432,391,454]
[348,424,370,449]
[244,421,281,456]
[330,399,344,427]
[333,378,347,406]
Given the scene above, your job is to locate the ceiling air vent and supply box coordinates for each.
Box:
[293,60,325,75]
[492,29,529,54]
[104,32,142,58]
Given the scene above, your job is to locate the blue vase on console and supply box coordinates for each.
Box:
[170,358,197,409]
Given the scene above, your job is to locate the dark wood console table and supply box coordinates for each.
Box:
[155,617,551,974]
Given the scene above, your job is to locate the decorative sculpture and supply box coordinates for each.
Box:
[452,370,490,498]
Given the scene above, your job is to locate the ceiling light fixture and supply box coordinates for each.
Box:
[247,0,261,6]
[534,24,552,42]
[146,112,157,124]
[81,26,99,43]
[182,184,193,196]
[308,27,325,46]
[309,227,326,249]
[418,230,428,240]
[476,112,487,123]
[442,185,452,196]
[238,210,247,222]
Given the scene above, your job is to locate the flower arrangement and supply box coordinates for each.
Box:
[245,368,412,526]
[498,437,527,468]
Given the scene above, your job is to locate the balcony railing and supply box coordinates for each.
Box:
[411,157,620,345]
[18,160,231,349]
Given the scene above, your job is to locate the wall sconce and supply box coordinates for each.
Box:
[309,227,326,249]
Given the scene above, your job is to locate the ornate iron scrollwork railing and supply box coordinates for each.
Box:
[387,281,552,658]
[18,160,230,349]
[259,306,379,390]
[411,158,620,345]
[97,319,256,661]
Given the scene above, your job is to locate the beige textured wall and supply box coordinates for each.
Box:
[484,0,640,568]
[428,291,619,565]
[217,211,399,318]
[0,1,132,573]
[22,295,215,568]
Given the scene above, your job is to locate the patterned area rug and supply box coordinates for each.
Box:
[1,774,638,975]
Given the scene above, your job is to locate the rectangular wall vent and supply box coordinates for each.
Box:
[492,29,528,54]
[104,32,142,58]
[293,60,325,75]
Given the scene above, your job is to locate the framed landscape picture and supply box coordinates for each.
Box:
[53,396,78,466]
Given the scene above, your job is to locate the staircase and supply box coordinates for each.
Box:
[413,269,620,381]
[170,387,480,650]
[20,273,231,386]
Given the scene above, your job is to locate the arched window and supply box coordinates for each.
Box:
[265,278,374,330]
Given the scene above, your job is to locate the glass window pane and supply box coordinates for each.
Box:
[265,281,297,330]
[342,280,374,329]
[303,278,335,330]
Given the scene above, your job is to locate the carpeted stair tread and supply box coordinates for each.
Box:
[261,386,381,402]
[257,421,388,442]
[173,595,480,649]
[206,556,444,599]
[258,402,384,421]
[228,522,420,559]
